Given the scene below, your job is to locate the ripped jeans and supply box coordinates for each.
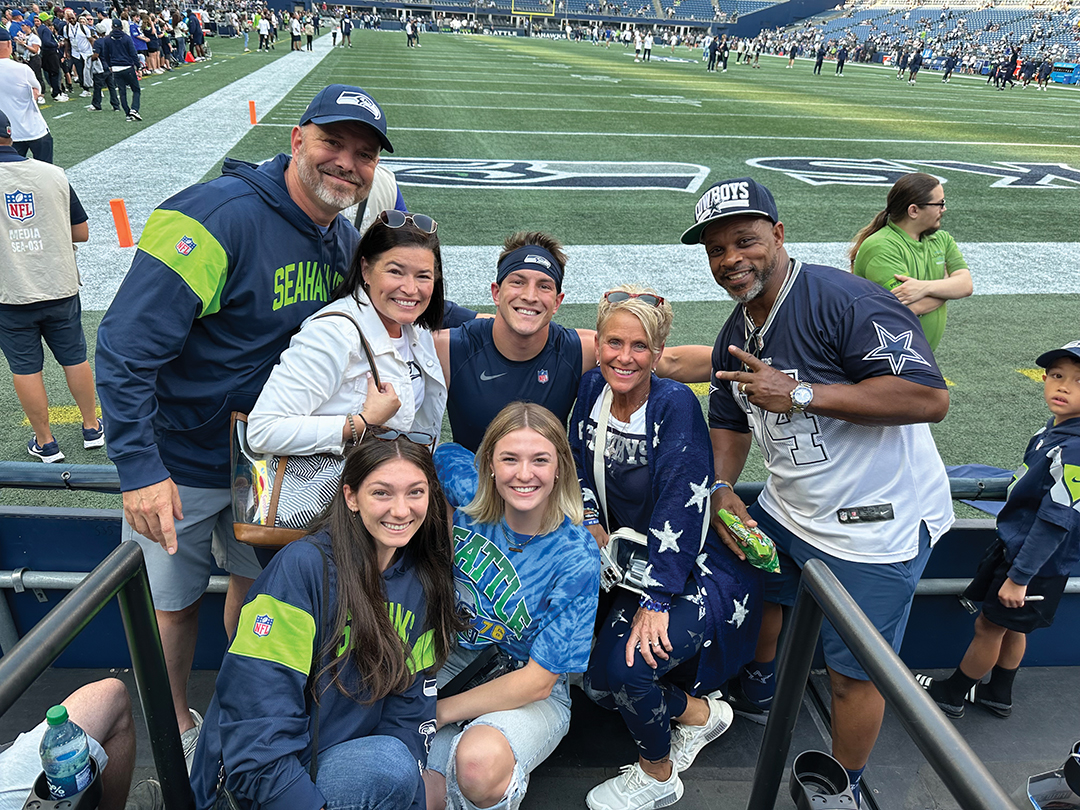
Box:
[428,646,572,810]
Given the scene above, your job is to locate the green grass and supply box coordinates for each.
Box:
[4,30,1076,511]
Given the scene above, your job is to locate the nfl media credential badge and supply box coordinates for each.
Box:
[5,190,35,222]
[175,236,197,256]
[253,614,273,637]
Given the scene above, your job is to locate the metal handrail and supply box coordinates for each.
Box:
[0,543,195,810]
[747,559,1016,810]
[0,461,1014,501]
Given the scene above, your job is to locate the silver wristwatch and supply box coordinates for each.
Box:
[789,381,814,414]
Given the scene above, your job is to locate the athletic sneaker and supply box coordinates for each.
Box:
[669,691,734,772]
[37,97,46,105]
[129,110,142,121]
[182,708,204,774]
[83,418,105,449]
[722,677,770,725]
[28,436,64,463]
[125,778,164,810]
[914,674,964,718]
[79,89,92,97]
[966,682,1012,718]
[586,762,683,810]
[86,104,102,111]
[55,93,70,102]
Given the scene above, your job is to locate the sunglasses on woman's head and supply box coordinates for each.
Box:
[367,424,436,450]
[603,290,665,307]
[379,210,438,235]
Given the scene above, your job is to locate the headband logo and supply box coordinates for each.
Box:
[523,254,552,269]
[335,91,381,120]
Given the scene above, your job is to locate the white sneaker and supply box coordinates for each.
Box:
[37,97,46,104]
[56,94,70,102]
[669,691,734,772]
[586,762,683,810]
[79,89,91,97]
[181,708,204,774]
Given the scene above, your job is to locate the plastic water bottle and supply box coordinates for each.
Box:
[39,705,93,799]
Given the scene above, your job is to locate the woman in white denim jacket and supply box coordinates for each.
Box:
[248,210,447,460]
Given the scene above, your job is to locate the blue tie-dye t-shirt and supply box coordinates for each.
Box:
[433,442,600,675]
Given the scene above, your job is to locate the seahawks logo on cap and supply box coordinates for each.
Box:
[335,90,381,120]
[523,254,552,269]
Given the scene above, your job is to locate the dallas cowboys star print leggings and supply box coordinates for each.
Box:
[584,590,706,761]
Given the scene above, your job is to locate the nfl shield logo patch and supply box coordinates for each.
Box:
[537,369,549,384]
[175,236,197,256]
[253,614,273,637]
[5,190,35,222]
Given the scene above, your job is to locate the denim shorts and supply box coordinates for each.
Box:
[0,295,87,374]
[428,646,572,810]
[122,485,262,611]
[748,502,932,681]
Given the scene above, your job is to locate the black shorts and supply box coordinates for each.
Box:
[0,295,87,374]
[963,538,1067,633]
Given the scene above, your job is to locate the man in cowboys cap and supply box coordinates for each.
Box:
[685,176,952,805]
[95,84,396,767]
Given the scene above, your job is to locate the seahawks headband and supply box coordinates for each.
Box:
[496,246,564,292]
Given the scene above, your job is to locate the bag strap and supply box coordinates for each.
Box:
[307,542,330,782]
[310,311,381,389]
[592,386,613,528]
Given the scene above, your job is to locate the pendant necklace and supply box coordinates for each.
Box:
[502,521,542,553]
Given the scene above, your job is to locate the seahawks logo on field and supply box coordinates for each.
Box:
[379,158,709,191]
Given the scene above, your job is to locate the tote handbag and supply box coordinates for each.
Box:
[231,312,382,549]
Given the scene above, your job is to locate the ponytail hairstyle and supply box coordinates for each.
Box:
[309,437,466,703]
[849,172,942,269]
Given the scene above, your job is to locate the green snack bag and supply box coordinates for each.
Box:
[717,508,781,574]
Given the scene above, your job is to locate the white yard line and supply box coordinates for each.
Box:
[72,36,338,310]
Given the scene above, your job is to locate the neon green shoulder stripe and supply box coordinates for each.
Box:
[138,209,229,317]
[1064,463,1080,507]
[229,593,316,675]
[407,628,436,674]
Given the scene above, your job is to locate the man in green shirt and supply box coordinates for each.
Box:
[850,172,973,351]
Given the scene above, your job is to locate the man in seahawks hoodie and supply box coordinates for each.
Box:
[95,84,395,768]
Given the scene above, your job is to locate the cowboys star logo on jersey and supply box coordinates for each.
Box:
[862,322,932,375]
[5,190,35,222]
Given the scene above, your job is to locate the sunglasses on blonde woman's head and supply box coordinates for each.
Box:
[603,290,666,307]
[378,210,438,234]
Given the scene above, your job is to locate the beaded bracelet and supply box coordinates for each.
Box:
[346,414,359,446]
[639,593,671,613]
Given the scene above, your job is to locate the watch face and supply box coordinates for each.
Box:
[793,385,813,407]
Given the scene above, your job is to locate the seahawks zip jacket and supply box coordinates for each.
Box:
[96,153,360,491]
[190,533,437,810]
[998,416,1080,584]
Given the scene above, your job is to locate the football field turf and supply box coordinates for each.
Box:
[6,29,1077,509]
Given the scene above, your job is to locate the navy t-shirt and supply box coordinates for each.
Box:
[447,319,583,452]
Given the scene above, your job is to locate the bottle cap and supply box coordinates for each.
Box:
[46,705,69,726]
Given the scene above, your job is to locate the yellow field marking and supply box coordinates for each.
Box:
[1017,368,1044,382]
[22,406,102,427]
[944,377,955,387]
[689,382,710,397]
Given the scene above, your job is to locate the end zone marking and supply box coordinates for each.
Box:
[1017,368,1044,382]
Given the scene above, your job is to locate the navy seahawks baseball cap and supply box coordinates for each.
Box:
[1036,341,1080,368]
[299,84,393,154]
[680,177,779,245]
[0,108,10,139]
[0,26,10,42]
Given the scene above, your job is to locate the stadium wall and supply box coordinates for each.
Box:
[729,0,834,37]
